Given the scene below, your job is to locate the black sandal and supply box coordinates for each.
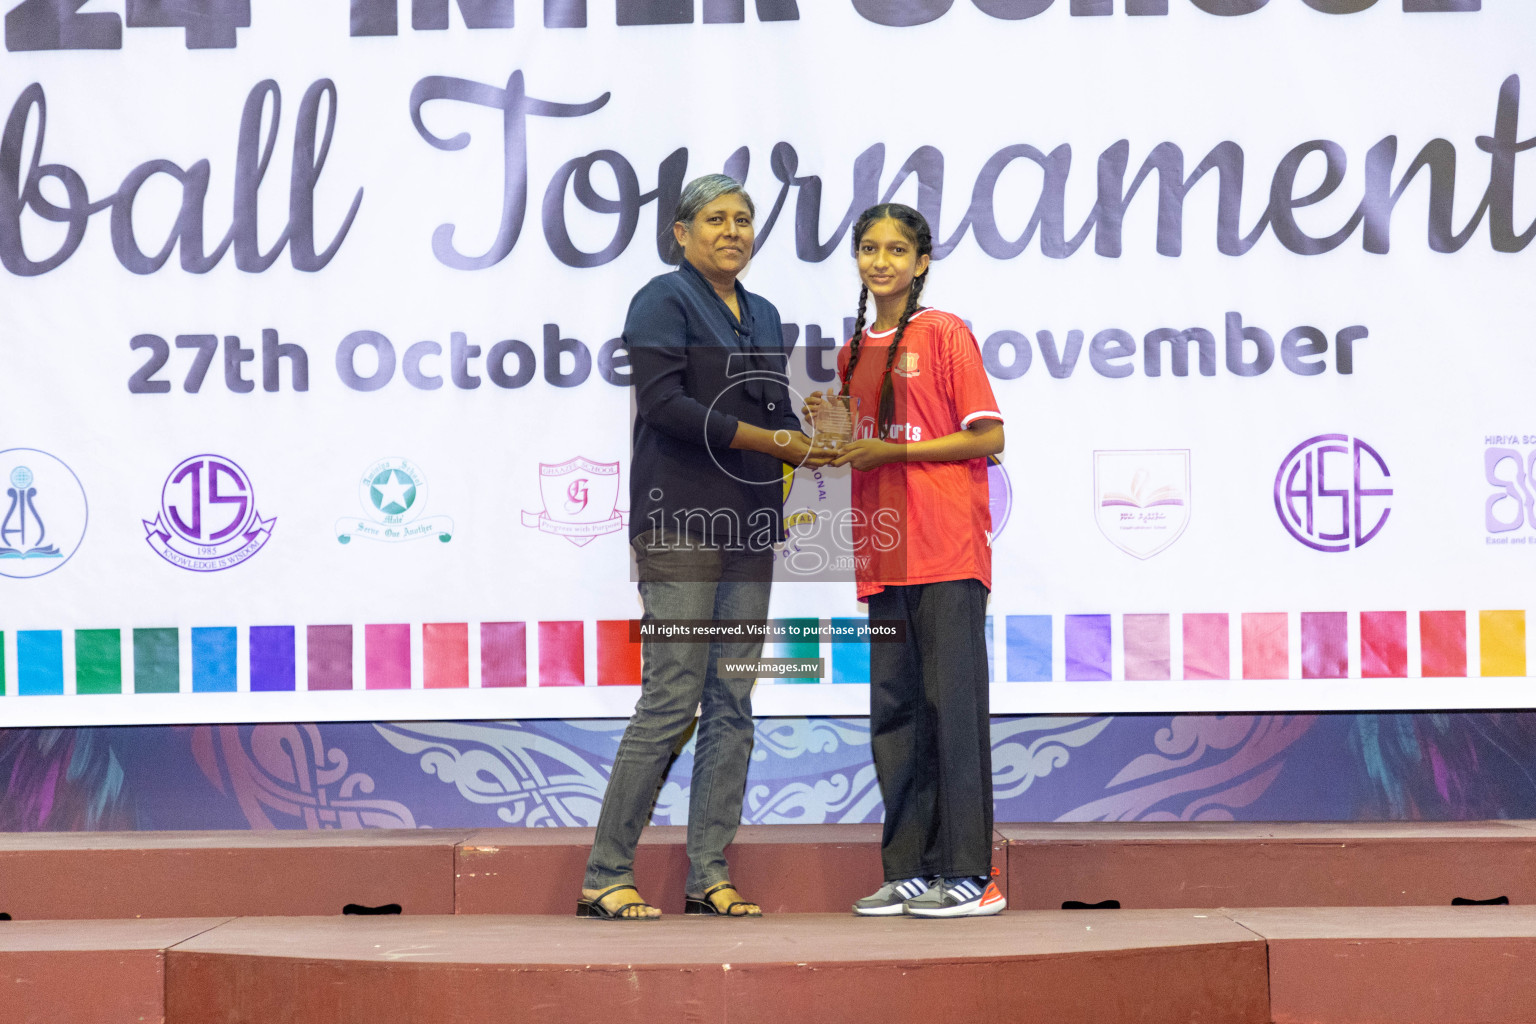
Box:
[576,884,658,920]
[684,881,762,917]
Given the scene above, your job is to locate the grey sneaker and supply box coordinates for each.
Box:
[904,876,1007,918]
[852,877,931,916]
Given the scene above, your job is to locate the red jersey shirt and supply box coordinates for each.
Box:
[836,308,1003,600]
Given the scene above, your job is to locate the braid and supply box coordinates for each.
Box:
[839,284,870,397]
[877,273,926,438]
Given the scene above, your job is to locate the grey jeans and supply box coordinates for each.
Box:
[582,536,772,895]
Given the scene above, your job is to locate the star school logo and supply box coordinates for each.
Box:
[337,457,454,544]
[1094,450,1191,560]
[0,449,87,579]
[521,457,627,547]
[893,351,921,378]
[144,455,274,572]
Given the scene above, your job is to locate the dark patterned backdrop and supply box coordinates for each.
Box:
[5,712,1536,831]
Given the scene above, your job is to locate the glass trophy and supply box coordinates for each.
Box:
[810,394,859,449]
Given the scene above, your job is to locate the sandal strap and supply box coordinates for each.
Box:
[591,884,655,917]
[699,882,759,915]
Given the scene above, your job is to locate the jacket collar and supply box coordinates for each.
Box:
[678,257,755,342]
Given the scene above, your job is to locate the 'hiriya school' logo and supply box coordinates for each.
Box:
[1482,439,1536,544]
[337,457,454,544]
[522,457,627,546]
[0,448,88,579]
[1094,450,1191,560]
[144,454,275,572]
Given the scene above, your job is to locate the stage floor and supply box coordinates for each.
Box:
[5,822,1536,1022]
[10,906,1536,1023]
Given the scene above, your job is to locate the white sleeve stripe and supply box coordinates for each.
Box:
[961,411,1004,428]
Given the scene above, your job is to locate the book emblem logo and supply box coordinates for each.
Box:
[1094,450,1191,559]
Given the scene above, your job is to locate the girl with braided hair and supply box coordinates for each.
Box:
[807,203,1006,918]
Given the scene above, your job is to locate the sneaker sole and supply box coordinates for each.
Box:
[907,897,1007,919]
[852,902,911,917]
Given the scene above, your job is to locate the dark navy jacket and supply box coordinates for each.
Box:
[626,258,800,549]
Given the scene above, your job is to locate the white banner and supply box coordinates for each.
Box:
[2,0,1533,725]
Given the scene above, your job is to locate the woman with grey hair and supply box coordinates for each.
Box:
[577,175,823,920]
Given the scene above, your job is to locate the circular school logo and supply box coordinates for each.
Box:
[144,454,276,572]
[0,448,87,579]
[1274,434,1392,553]
[338,457,454,544]
[987,455,1012,542]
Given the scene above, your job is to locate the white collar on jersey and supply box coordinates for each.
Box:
[864,307,936,339]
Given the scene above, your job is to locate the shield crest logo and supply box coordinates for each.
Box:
[522,457,627,546]
[1094,450,1190,559]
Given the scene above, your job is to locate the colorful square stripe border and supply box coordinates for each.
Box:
[0,611,1530,693]
[993,609,1526,682]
